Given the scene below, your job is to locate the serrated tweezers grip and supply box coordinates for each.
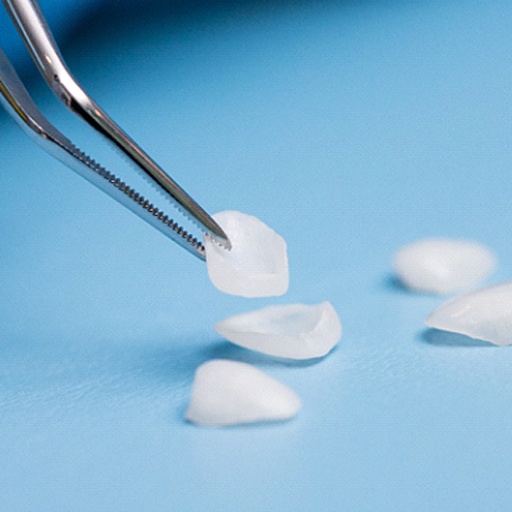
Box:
[0,49,206,258]
[2,0,230,252]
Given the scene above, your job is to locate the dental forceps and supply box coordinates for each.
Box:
[0,0,231,260]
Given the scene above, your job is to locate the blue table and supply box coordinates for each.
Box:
[1,1,511,510]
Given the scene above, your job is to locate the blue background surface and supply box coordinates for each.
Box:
[1,1,512,510]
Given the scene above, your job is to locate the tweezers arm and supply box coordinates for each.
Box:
[0,49,208,259]
[2,0,230,247]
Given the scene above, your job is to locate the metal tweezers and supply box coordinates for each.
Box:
[0,0,231,260]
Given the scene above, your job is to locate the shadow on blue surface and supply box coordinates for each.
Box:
[420,328,493,348]
[61,0,333,50]
[209,339,329,367]
[381,274,412,294]
[141,337,328,382]
[74,0,348,27]
[3,0,332,77]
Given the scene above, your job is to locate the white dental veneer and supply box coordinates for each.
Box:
[394,238,496,294]
[185,360,301,427]
[204,210,289,298]
[215,302,342,360]
[426,281,512,346]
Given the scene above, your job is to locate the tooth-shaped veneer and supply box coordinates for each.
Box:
[185,360,301,426]
[215,302,342,359]
[204,211,289,297]
[426,282,512,346]
[393,238,496,294]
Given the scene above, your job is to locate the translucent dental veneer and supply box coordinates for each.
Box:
[426,281,512,346]
[204,211,289,298]
[185,360,301,426]
[394,238,496,294]
[215,302,342,359]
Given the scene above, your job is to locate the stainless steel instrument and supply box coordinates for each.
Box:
[1,0,231,260]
